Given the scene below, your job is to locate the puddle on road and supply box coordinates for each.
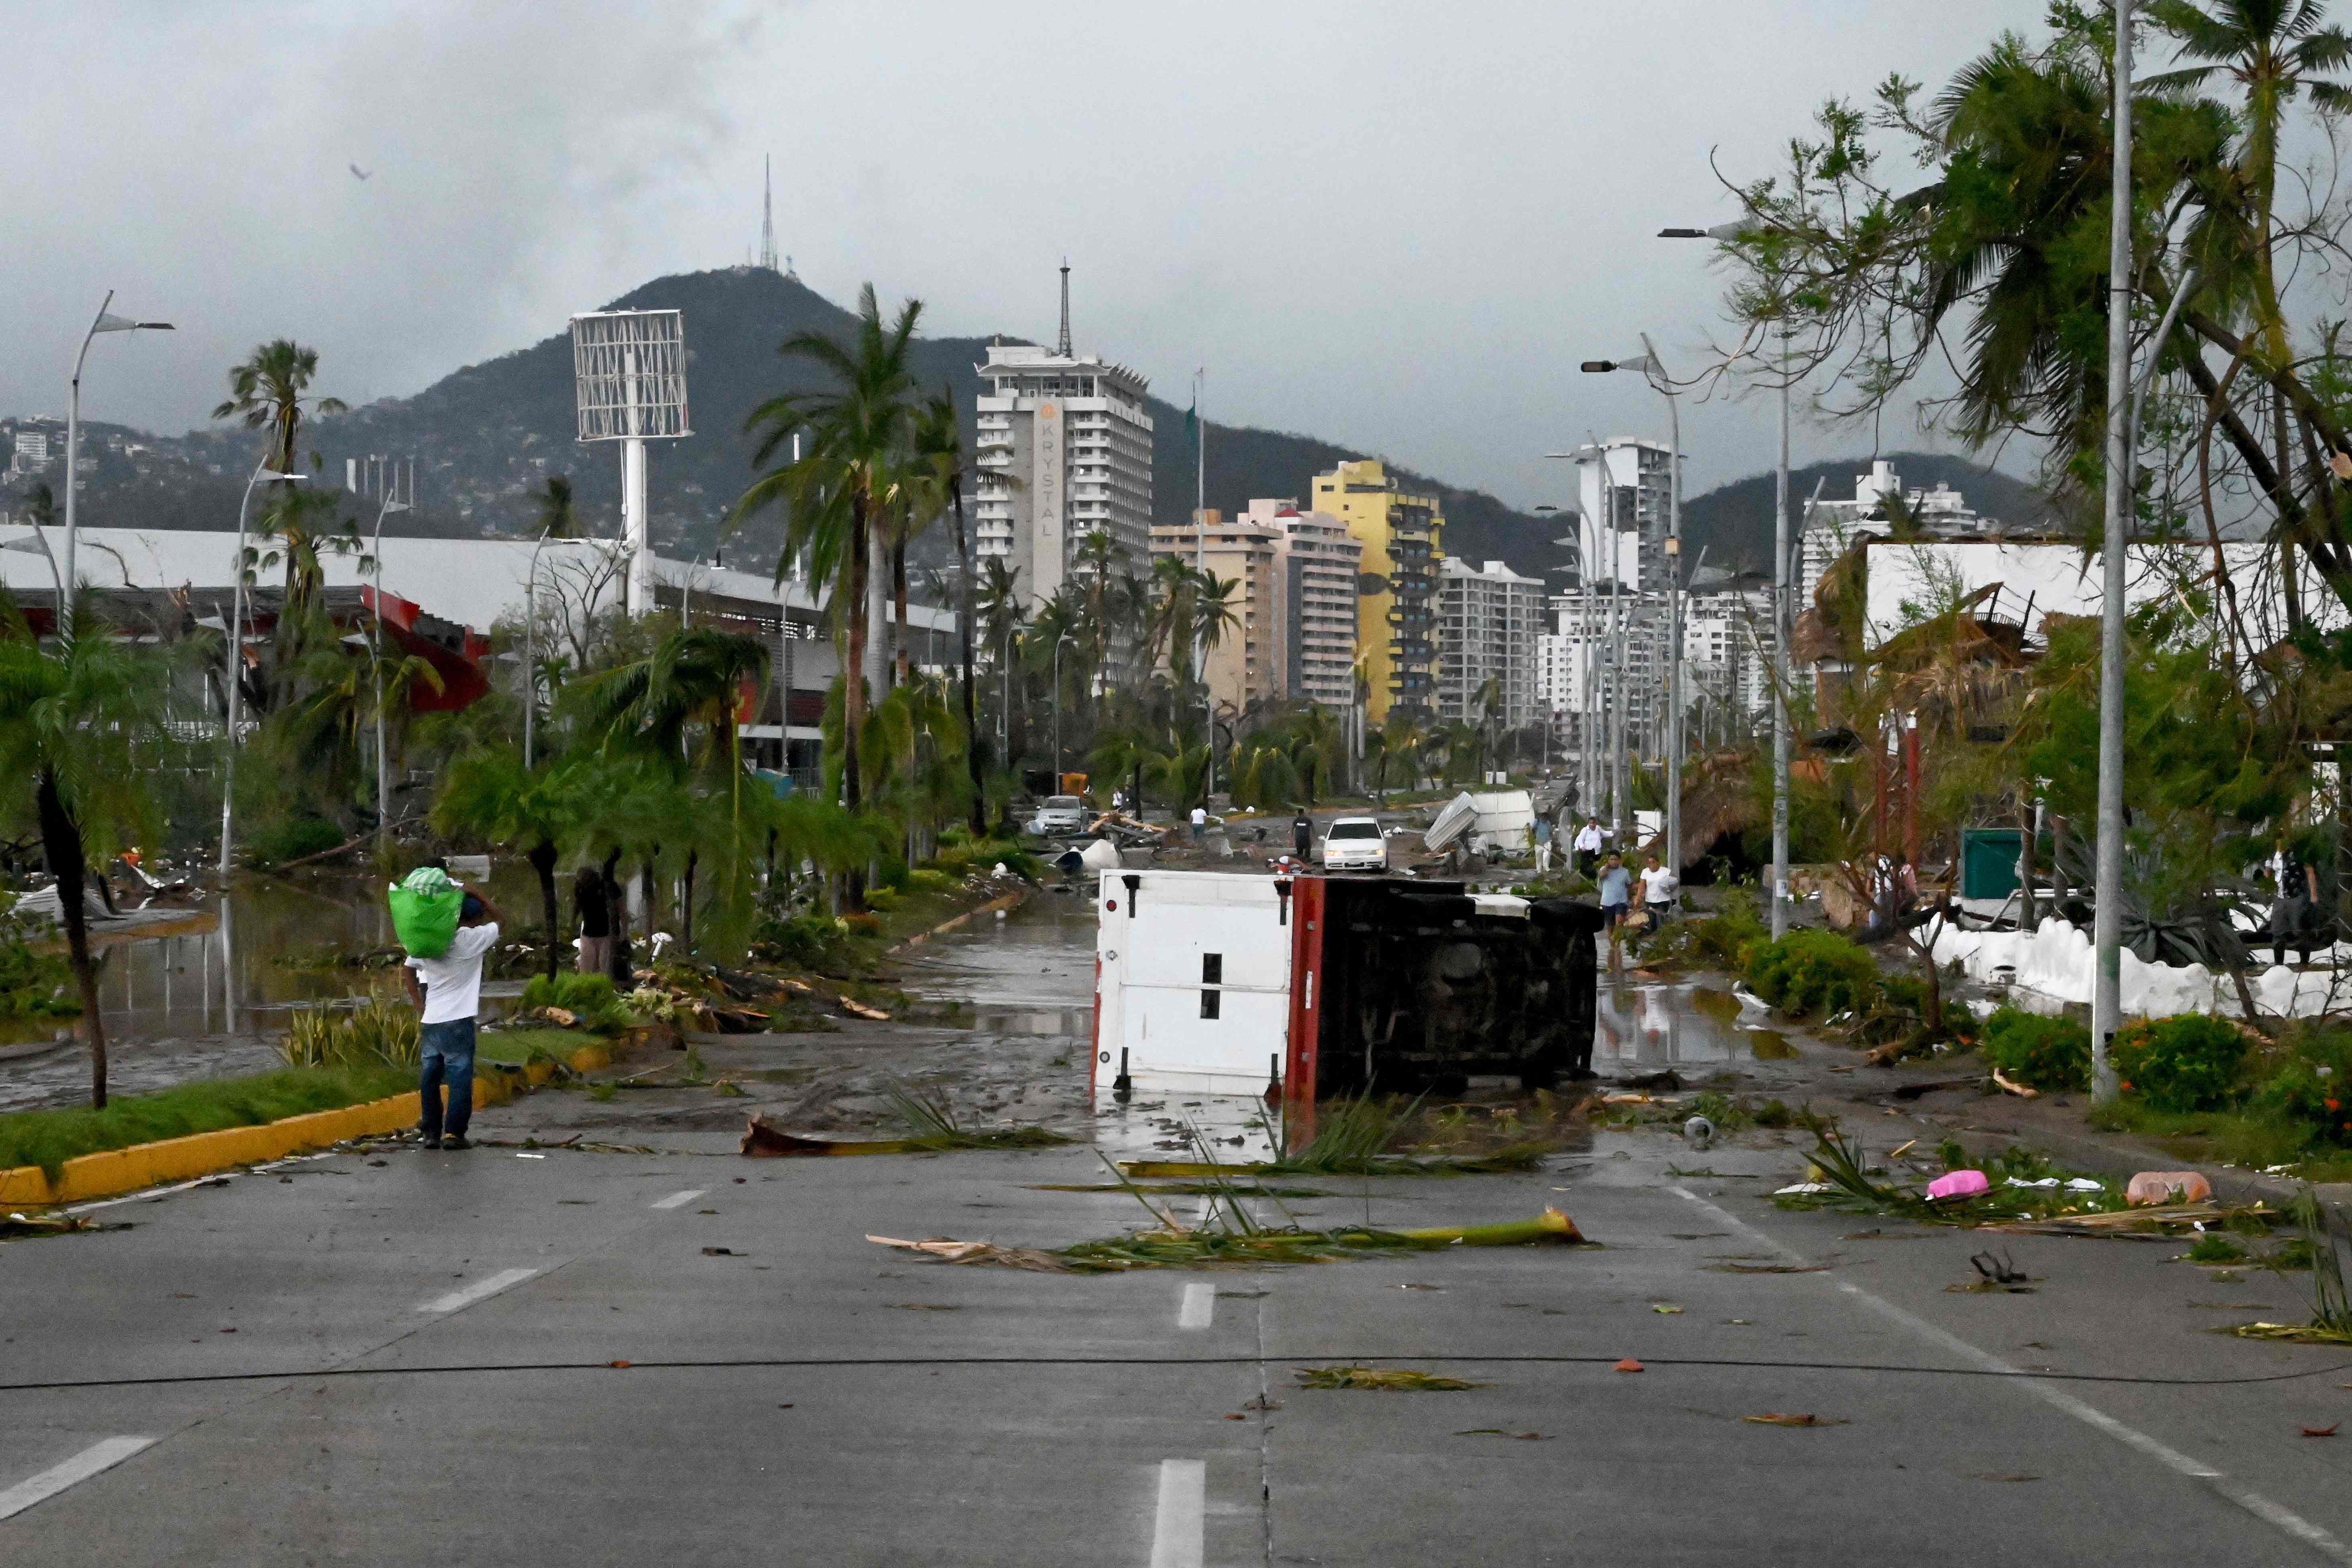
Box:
[1593,978,1804,1071]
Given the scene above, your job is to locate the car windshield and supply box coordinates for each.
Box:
[1046,796,1082,810]
[1328,822,1380,839]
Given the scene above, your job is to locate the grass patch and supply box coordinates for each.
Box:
[474,1026,600,1068]
[2085,1098,2352,1180]
[0,1065,412,1179]
[880,1080,1072,1151]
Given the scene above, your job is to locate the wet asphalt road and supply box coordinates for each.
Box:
[8,897,2352,1564]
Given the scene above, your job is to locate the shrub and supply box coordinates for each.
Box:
[2113,1014,2249,1113]
[928,834,1042,882]
[1744,930,1881,1019]
[249,814,347,867]
[863,886,904,913]
[0,935,77,1021]
[279,995,421,1070]
[2250,1024,2352,1144]
[906,868,956,894]
[1653,888,1768,970]
[1981,1007,2092,1092]
[753,911,853,970]
[517,971,634,1034]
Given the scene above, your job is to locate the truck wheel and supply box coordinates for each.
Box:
[1519,1063,1559,1092]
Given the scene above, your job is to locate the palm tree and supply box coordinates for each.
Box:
[734,284,923,821]
[2151,0,2352,360]
[431,747,576,978]
[0,594,171,1106]
[215,342,353,708]
[581,625,768,948]
[537,474,582,539]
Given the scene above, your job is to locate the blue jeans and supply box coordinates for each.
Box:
[419,1018,476,1141]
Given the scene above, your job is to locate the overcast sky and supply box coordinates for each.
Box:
[6,0,2059,508]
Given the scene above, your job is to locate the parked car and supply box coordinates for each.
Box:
[1320,816,1388,872]
[1027,794,1089,836]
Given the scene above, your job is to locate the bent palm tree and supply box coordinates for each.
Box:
[0,595,171,1106]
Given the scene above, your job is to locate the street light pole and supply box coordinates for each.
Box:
[1640,332,1685,884]
[1052,632,1077,783]
[370,484,411,853]
[1584,347,1685,881]
[219,462,305,881]
[64,292,173,639]
[2092,1,2136,1104]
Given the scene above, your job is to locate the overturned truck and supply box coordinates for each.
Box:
[1093,870,1601,1124]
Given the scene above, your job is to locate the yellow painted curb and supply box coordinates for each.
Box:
[566,1043,612,1072]
[0,1074,512,1209]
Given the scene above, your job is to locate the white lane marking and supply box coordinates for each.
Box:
[1670,1187,2352,1564]
[1148,1458,1205,1568]
[1177,1281,1215,1330]
[649,1189,708,1210]
[0,1437,155,1522]
[416,1267,539,1316]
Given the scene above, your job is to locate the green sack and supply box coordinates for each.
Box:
[388,866,463,958]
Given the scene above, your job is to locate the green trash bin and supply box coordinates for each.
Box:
[1960,828,2023,901]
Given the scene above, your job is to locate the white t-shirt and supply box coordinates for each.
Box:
[1574,824,1603,852]
[1190,807,1207,829]
[1640,866,1680,905]
[407,923,499,1025]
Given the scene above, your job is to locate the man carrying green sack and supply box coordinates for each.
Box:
[395,868,505,1151]
[388,865,466,959]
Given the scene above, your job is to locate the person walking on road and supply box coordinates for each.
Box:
[1292,808,1314,862]
[1597,852,1631,931]
[400,884,504,1151]
[2271,840,2321,968]
[1574,817,1605,879]
[1532,814,1553,875]
[1637,853,1680,925]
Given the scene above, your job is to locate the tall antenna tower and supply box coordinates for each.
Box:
[759,155,779,273]
[1056,258,1072,357]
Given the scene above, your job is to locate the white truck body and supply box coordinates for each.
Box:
[1093,870,1291,1096]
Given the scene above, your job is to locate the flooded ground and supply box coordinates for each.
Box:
[0,864,545,1113]
[2,864,1821,1129]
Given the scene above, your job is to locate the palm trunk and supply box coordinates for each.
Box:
[531,838,560,980]
[39,771,105,1108]
[843,501,870,812]
[953,480,985,838]
[683,849,697,952]
[892,537,910,690]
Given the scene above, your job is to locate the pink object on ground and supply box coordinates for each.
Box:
[2125,1171,2213,1206]
[1926,1169,1990,1201]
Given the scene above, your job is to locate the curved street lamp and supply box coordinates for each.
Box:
[1580,344,1685,881]
[64,292,173,639]
[370,486,411,850]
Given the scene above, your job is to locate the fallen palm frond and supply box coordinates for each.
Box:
[739,1085,1070,1159]
[866,1207,1590,1275]
[1295,1366,1482,1391]
[1117,1147,1549,1180]
[0,1212,97,1239]
[1021,1182,1336,1198]
[1744,1412,1848,1427]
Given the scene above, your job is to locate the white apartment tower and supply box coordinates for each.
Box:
[973,266,1154,610]
[1436,557,1544,730]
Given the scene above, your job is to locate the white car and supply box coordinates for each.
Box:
[1028,794,1088,836]
[1320,816,1389,872]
